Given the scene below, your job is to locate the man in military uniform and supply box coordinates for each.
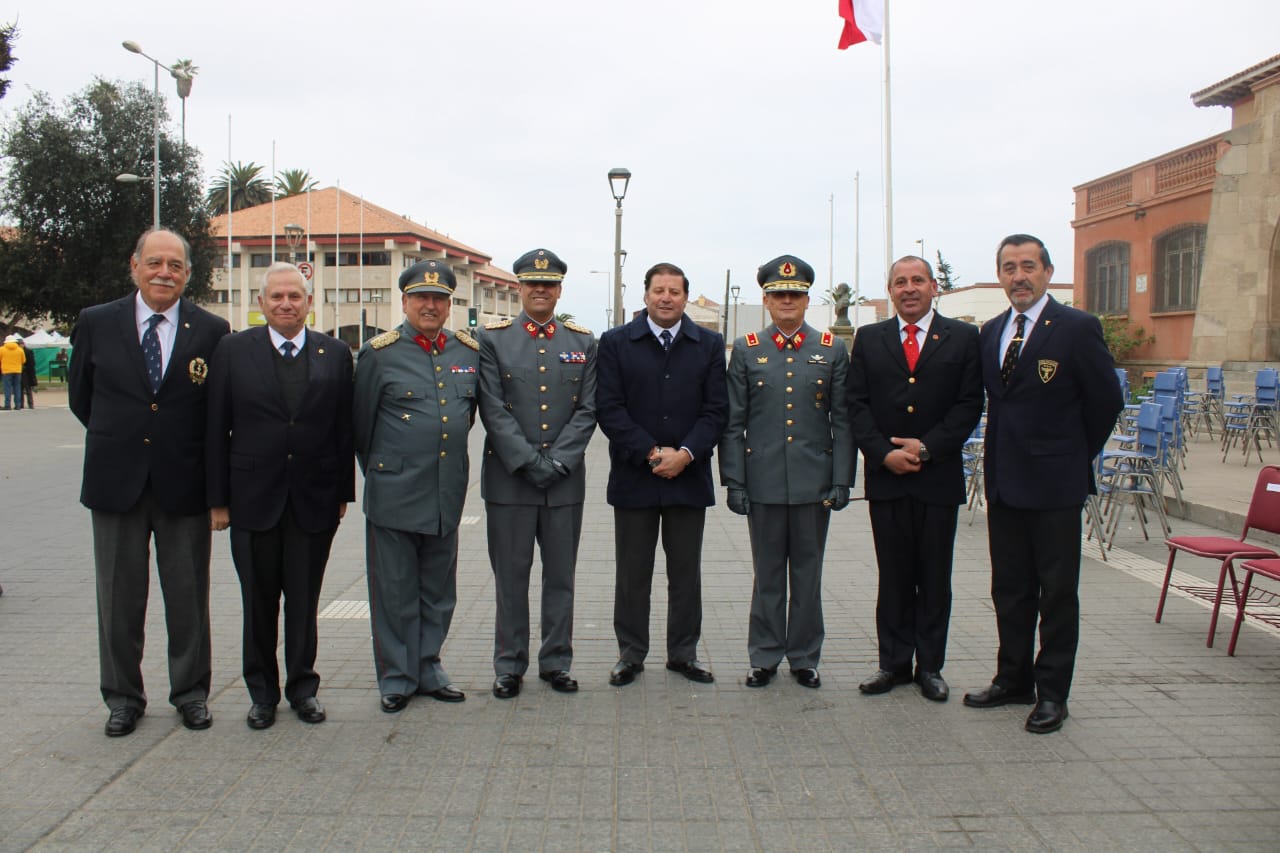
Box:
[478,248,597,699]
[719,254,855,689]
[353,259,480,713]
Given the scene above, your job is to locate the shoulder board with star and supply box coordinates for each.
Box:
[369,330,400,350]
[745,332,760,347]
[563,319,593,336]
[453,329,480,351]
[820,331,834,347]
[484,318,512,330]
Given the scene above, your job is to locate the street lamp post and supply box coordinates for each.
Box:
[730,283,741,342]
[608,167,631,328]
[122,40,190,229]
[284,223,305,264]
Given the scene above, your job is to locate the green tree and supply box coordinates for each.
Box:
[555,311,575,324]
[0,21,17,102]
[934,250,959,291]
[275,168,318,198]
[1098,314,1155,361]
[170,59,197,144]
[0,79,215,327]
[206,160,271,213]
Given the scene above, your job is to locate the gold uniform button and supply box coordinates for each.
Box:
[572,395,578,402]
[786,403,794,410]
[786,357,795,364]
[377,462,384,469]
[757,380,764,387]
[786,371,794,378]
[143,438,151,445]
[786,436,794,443]
[406,391,414,397]
[786,419,794,426]
[785,386,793,393]
[538,333,546,339]
[441,416,448,423]
[539,348,547,354]
[540,404,548,411]
[150,403,158,412]
[817,379,824,385]
[440,399,447,405]
[908,377,916,384]
[816,393,824,400]
[442,433,449,440]
[438,381,445,388]
[542,442,550,449]
[539,365,547,373]
[540,385,548,392]
[440,451,447,458]
[541,423,549,430]
[907,405,915,413]
[435,365,442,373]
[746,447,753,455]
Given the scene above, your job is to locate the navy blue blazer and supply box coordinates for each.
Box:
[69,294,230,515]
[596,312,728,509]
[205,326,355,533]
[847,313,983,505]
[980,296,1123,510]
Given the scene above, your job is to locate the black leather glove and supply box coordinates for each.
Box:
[727,487,750,516]
[825,485,850,511]
[521,455,559,489]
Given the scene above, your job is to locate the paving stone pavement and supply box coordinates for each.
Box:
[1,398,1278,852]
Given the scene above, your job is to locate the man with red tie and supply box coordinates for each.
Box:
[847,256,983,702]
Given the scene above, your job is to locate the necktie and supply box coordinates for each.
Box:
[281,341,295,359]
[142,313,164,394]
[902,324,920,372]
[1001,314,1026,385]
[660,329,673,351]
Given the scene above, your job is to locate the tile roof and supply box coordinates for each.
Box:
[1192,52,1280,108]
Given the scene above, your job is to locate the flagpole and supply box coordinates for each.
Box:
[270,140,277,260]
[854,170,861,329]
[882,1,893,280]
[358,194,365,350]
[226,114,234,331]
[335,182,341,340]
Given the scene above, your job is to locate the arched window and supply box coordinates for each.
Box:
[1154,225,1206,312]
[1087,242,1130,314]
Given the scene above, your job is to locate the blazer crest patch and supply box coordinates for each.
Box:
[369,330,400,350]
[1038,359,1059,383]
[484,318,513,330]
[188,357,208,385]
[454,329,480,351]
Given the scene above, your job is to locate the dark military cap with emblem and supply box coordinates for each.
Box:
[512,248,567,283]
[399,259,457,296]
[757,254,815,293]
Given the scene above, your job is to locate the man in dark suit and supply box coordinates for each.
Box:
[847,256,983,702]
[597,262,728,687]
[207,262,354,730]
[478,248,597,699]
[963,234,1123,734]
[69,228,230,737]
[720,255,855,689]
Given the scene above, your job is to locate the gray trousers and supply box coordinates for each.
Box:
[92,488,211,711]
[486,502,582,675]
[365,521,458,696]
[746,502,830,670]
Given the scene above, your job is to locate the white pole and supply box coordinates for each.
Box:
[853,171,861,329]
[358,195,365,349]
[828,193,834,295]
[334,182,341,340]
[882,1,893,279]
[225,114,233,330]
[270,140,276,260]
[306,188,312,329]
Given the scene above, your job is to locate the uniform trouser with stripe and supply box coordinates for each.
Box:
[746,502,830,670]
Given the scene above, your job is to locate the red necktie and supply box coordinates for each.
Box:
[902,324,920,372]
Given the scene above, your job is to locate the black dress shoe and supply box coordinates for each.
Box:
[962,682,1037,708]
[247,703,277,729]
[105,706,142,737]
[858,669,912,695]
[419,685,466,703]
[609,660,644,686]
[745,666,776,688]
[178,700,212,730]
[492,674,522,699]
[539,670,579,693]
[915,670,949,702]
[666,659,714,684]
[380,693,409,713]
[792,668,821,688]
[1025,700,1068,734]
[291,697,326,723]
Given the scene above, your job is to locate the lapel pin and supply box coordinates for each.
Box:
[317,347,324,354]
[183,322,190,329]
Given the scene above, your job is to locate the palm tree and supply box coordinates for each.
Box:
[206,161,272,213]
[275,168,319,199]
[555,312,575,324]
[170,59,197,147]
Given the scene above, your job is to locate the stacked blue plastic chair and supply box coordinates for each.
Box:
[1101,401,1172,548]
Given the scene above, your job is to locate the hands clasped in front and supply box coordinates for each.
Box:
[648,445,691,480]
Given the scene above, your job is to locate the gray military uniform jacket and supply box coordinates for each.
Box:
[478,313,597,506]
[353,321,480,535]
[720,322,855,504]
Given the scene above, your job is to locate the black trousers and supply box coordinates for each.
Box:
[230,503,335,706]
[987,502,1082,703]
[613,505,707,664]
[867,497,958,674]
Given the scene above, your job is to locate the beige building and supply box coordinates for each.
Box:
[208,189,518,345]
[933,282,1075,327]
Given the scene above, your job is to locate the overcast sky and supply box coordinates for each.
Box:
[4,1,1278,328]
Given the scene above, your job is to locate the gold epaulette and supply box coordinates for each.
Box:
[745,332,760,347]
[484,318,512,330]
[820,331,834,347]
[563,319,593,336]
[369,330,400,350]
[454,329,480,351]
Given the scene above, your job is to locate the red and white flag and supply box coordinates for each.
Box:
[838,0,884,48]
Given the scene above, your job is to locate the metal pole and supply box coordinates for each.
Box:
[882,2,893,277]
[722,269,731,337]
[854,171,861,329]
[151,61,160,228]
[612,200,624,327]
[828,193,834,294]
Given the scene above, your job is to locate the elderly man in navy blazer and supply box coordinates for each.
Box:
[597,262,729,687]
[69,228,230,737]
[963,234,1123,734]
[207,262,354,730]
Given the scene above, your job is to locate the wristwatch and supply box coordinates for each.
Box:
[917,443,931,462]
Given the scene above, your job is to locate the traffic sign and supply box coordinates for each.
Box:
[297,261,314,280]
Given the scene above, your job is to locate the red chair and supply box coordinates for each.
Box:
[1156,464,1280,646]
[1227,558,1280,655]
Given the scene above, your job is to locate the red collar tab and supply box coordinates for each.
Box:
[524,321,557,339]
[414,333,448,353]
[774,331,805,350]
